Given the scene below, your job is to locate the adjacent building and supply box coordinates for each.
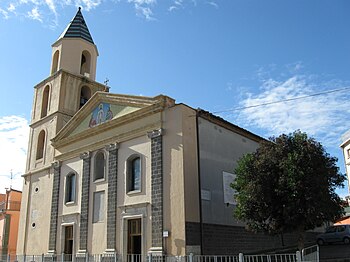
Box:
[340,129,350,192]
[0,189,22,257]
[17,8,311,258]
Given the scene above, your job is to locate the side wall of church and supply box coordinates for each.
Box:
[17,169,54,255]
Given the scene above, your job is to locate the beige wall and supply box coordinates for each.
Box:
[57,157,82,254]
[31,74,62,123]
[20,170,53,254]
[17,181,30,255]
[162,104,199,256]
[26,118,57,172]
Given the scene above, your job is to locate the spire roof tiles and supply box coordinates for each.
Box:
[57,7,94,44]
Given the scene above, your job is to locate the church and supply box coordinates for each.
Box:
[16,8,294,259]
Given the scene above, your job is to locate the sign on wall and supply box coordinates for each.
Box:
[222,171,237,205]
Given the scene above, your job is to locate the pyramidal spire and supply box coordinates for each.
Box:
[57,7,94,44]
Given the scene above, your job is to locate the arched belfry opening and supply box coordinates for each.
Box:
[36,130,46,160]
[51,50,59,74]
[41,85,50,118]
[80,50,91,77]
[80,86,91,108]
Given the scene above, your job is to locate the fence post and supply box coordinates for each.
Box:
[24,254,26,262]
[61,253,64,262]
[296,251,302,262]
[42,254,44,262]
[239,253,244,262]
[7,253,10,262]
[114,252,117,262]
[85,252,89,262]
[189,253,193,262]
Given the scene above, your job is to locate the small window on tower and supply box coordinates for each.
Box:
[41,85,50,118]
[51,50,59,74]
[36,130,45,160]
[80,50,91,77]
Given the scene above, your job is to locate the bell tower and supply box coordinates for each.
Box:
[17,8,107,255]
[24,7,105,172]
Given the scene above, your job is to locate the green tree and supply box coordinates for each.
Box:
[232,131,345,250]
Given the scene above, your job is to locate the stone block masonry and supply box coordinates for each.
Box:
[79,152,91,252]
[49,161,61,252]
[148,129,163,249]
[106,143,118,250]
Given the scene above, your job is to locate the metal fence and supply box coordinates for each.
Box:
[0,247,319,262]
[301,245,318,262]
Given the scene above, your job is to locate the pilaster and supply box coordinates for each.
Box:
[48,161,61,253]
[105,143,119,252]
[79,151,91,253]
[147,129,164,254]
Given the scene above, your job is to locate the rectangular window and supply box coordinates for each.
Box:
[347,149,350,159]
[93,191,105,223]
[65,173,76,203]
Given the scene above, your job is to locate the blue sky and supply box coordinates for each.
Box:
[0,0,350,198]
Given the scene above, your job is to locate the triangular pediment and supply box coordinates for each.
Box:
[52,92,175,146]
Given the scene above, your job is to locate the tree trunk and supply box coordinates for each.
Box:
[297,226,305,252]
[280,233,285,246]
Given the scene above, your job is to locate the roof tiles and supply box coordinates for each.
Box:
[58,7,94,44]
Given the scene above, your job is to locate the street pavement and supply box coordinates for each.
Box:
[320,243,350,261]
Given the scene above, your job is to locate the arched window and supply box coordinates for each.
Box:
[51,50,59,74]
[65,173,76,203]
[80,50,91,76]
[36,130,45,160]
[127,156,141,192]
[94,151,105,181]
[80,86,91,108]
[41,85,50,118]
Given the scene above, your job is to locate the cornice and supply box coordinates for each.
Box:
[197,109,265,143]
[54,122,161,162]
[34,69,106,90]
[22,165,51,177]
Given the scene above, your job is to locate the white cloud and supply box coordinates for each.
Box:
[8,3,16,12]
[27,7,43,22]
[0,8,9,19]
[75,0,102,11]
[128,0,156,20]
[168,0,183,12]
[0,116,29,194]
[232,74,350,148]
[207,1,218,9]
[0,0,208,23]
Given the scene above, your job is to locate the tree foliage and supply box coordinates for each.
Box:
[232,131,345,249]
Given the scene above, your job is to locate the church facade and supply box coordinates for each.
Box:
[16,9,294,258]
